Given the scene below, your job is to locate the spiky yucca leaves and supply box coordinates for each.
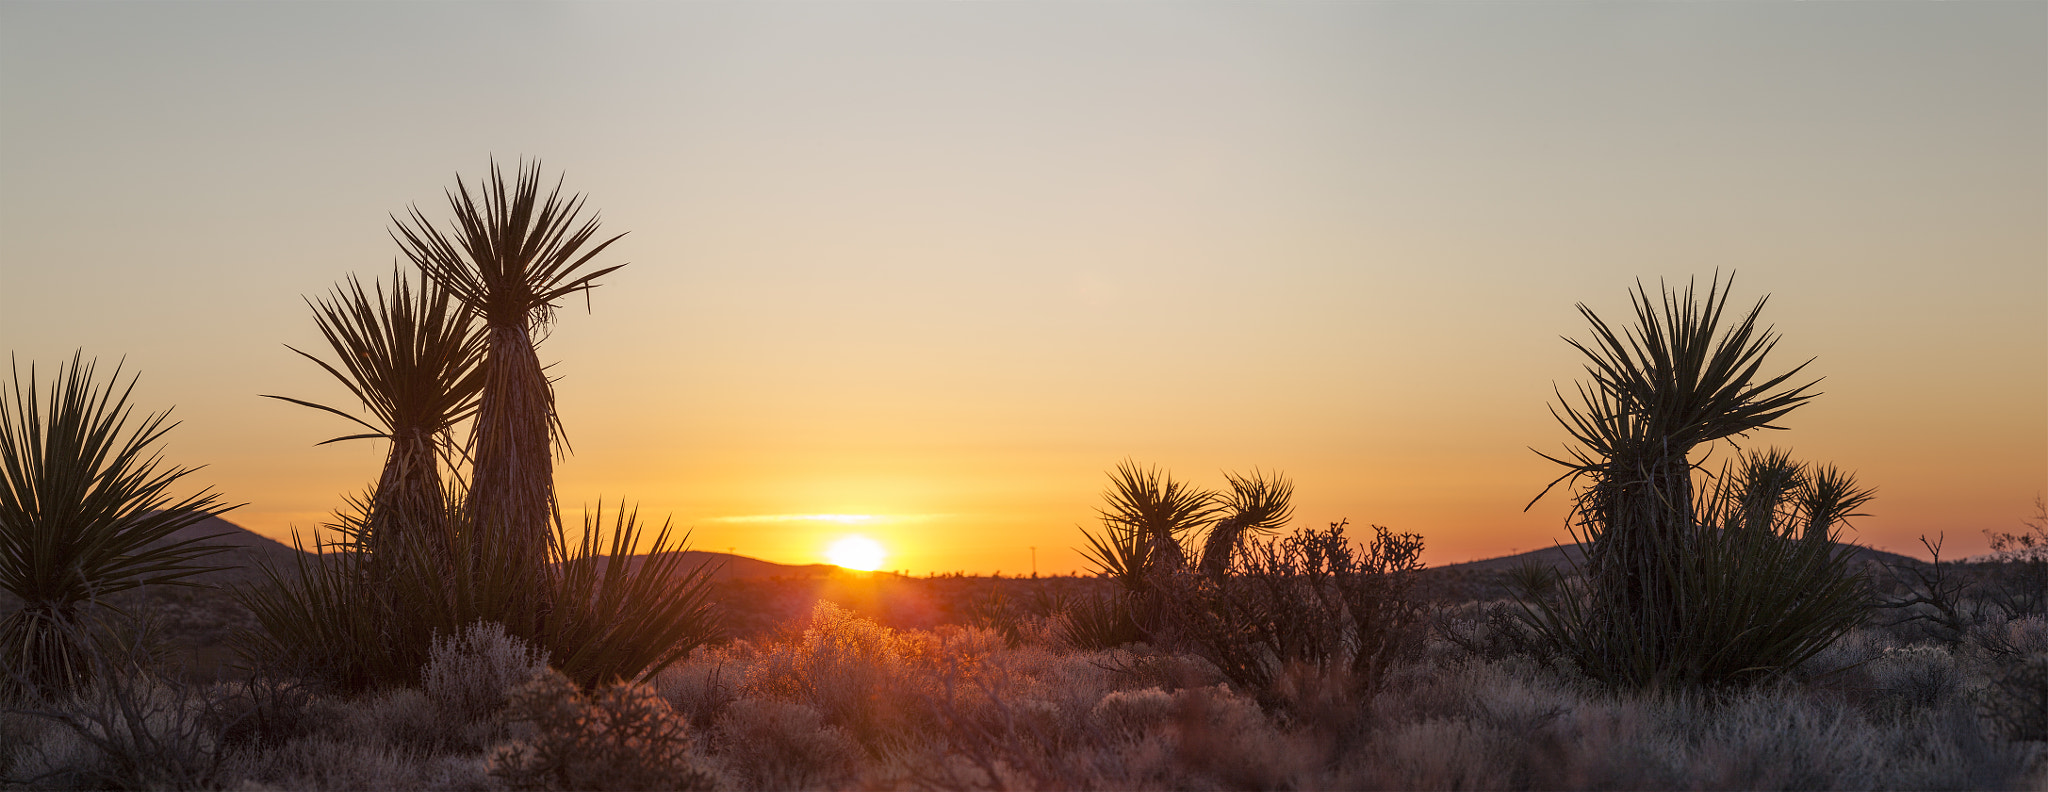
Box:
[0,353,231,697]
[1519,449,1873,687]
[1531,275,1824,685]
[548,504,721,688]
[237,499,720,691]
[392,160,627,634]
[1081,461,1219,592]
[1197,470,1294,578]
[1800,463,1876,545]
[264,270,482,571]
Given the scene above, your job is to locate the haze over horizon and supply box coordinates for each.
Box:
[3,2,2042,573]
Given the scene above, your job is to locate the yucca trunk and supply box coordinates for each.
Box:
[1197,516,1247,578]
[367,426,454,572]
[1582,450,1697,677]
[0,603,92,696]
[467,323,560,631]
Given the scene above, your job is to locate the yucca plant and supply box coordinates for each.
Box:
[0,353,231,698]
[1081,461,1220,592]
[392,159,626,633]
[1196,470,1294,578]
[546,503,721,688]
[239,498,720,690]
[263,268,483,573]
[1523,275,1873,687]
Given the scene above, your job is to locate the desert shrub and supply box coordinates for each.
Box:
[1154,521,1426,700]
[1054,588,1146,650]
[332,687,461,755]
[1981,497,2048,619]
[423,620,551,723]
[741,601,990,751]
[713,699,860,791]
[1977,652,2048,741]
[1088,686,1177,738]
[491,668,718,791]
[655,655,743,732]
[224,735,484,792]
[206,674,331,752]
[6,668,228,791]
[1879,535,1988,648]
[1865,644,1964,713]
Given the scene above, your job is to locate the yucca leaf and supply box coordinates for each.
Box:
[0,352,234,696]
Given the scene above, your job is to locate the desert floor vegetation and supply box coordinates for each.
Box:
[8,170,2048,790]
[7,591,2048,790]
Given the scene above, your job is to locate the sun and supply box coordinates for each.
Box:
[826,535,887,571]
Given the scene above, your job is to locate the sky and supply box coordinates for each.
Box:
[2,1,2042,574]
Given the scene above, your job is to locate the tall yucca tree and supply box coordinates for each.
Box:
[264,269,483,570]
[391,160,626,631]
[0,353,231,697]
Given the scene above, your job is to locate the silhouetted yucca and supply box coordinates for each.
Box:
[1081,461,1220,593]
[1523,275,1874,687]
[264,268,482,576]
[393,159,627,634]
[239,501,721,691]
[0,353,231,698]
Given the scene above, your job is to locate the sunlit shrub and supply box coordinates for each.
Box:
[490,668,718,792]
[423,620,550,724]
[713,698,860,791]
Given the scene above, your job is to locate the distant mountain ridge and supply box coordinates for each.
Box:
[1437,541,1926,574]
[166,515,892,583]
[169,515,1932,583]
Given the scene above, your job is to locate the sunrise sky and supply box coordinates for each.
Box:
[2,2,2042,574]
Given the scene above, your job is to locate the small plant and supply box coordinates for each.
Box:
[423,620,551,723]
[0,353,232,699]
[491,668,718,792]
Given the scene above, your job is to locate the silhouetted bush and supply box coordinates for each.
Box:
[1154,521,1426,700]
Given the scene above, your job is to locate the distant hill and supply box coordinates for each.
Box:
[161,515,883,584]
[604,551,910,583]
[1436,541,1926,574]
[153,513,307,585]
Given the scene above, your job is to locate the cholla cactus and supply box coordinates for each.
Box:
[492,668,718,791]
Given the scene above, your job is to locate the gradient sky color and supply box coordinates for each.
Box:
[3,2,2042,573]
